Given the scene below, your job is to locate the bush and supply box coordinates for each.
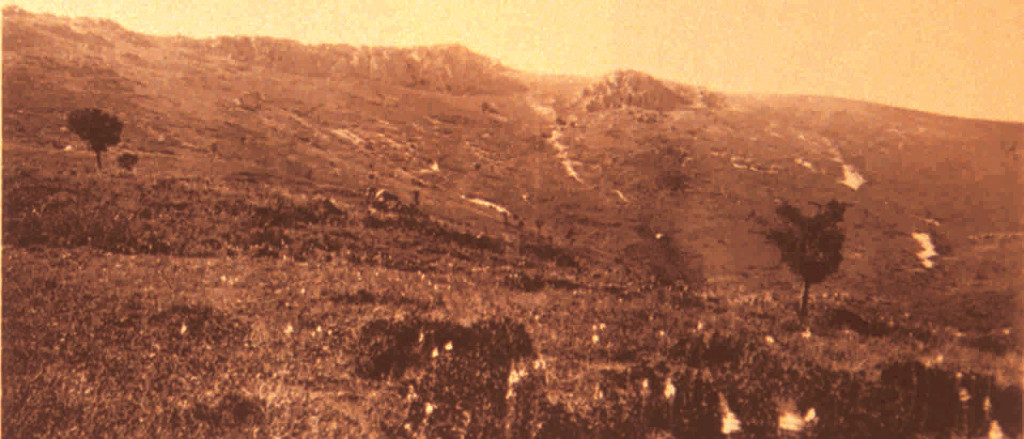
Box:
[116,153,139,171]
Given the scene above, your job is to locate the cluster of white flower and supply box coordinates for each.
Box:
[779,406,816,432]
[590,322,607,344]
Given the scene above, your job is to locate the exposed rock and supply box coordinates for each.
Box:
[577,70,696,112]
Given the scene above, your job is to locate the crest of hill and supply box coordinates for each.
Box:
[576,70,713,112]
[189,38,526,95]
[1,6,525,95]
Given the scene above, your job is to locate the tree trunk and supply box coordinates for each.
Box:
[95,151,103,170]
[799,282,810,319]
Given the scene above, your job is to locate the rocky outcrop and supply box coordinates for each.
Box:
[577,70,693,112]
[576,70,724,112]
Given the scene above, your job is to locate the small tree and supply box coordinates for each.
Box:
[767,199,848,319]
[67,108,123,170]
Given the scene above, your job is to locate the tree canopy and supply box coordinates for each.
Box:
[67,108,123,169]
[767,199,848,317]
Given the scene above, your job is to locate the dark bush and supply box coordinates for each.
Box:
[822,307,894,337]
[190,392,266,431]
[352,318,535,437]
[116,153,139,171]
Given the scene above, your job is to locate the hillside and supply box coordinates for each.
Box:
[3,7,1023,438]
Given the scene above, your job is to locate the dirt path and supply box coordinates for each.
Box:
[549,130,584,183]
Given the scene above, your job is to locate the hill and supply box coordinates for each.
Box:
[3,7,1022,438]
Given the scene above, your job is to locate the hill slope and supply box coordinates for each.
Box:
[3,7,1023,438]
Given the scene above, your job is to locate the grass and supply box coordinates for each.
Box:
[2,159,1021,438]
[3,202,1021,437]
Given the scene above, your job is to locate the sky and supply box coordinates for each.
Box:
[6,0,1024,122]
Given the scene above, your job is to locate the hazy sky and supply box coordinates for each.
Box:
[6,0,1024,122]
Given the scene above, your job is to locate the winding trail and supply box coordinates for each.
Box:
[549,130,584,183]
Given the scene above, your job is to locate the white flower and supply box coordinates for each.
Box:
[179,323,188,335]
[664,378,676,400]
[418,332,425,343]
[599,323,607,330]
[801,329,812,339]
[508,367,527,387]
[444,341,453,351]
[779,409,804,432]
[431,347,439,358]
[532,358,547,370]
[507,365,529,397]
[803,408,816,423]
[779,406,815,431]
[697,321,705,331]
[284,324,294,335]
[765,335,775,345]
[990,420,1006,439]
[406,385,418,401]
[424,402,434,416]
[592,334,600,344]
[720,397,742,435]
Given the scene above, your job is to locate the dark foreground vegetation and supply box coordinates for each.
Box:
[3,167,1021,438]
[4,247,1021,438]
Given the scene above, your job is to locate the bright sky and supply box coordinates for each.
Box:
[7,0,1024,122]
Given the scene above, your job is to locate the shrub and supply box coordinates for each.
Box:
[116,153,139,171]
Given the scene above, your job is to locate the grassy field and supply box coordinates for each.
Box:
[4,147,1022,437]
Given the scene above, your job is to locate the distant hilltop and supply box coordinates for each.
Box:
[576,70,723,112]
[2,5,525,95]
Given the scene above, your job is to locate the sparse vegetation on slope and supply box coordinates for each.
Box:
[3,7,1022,438]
